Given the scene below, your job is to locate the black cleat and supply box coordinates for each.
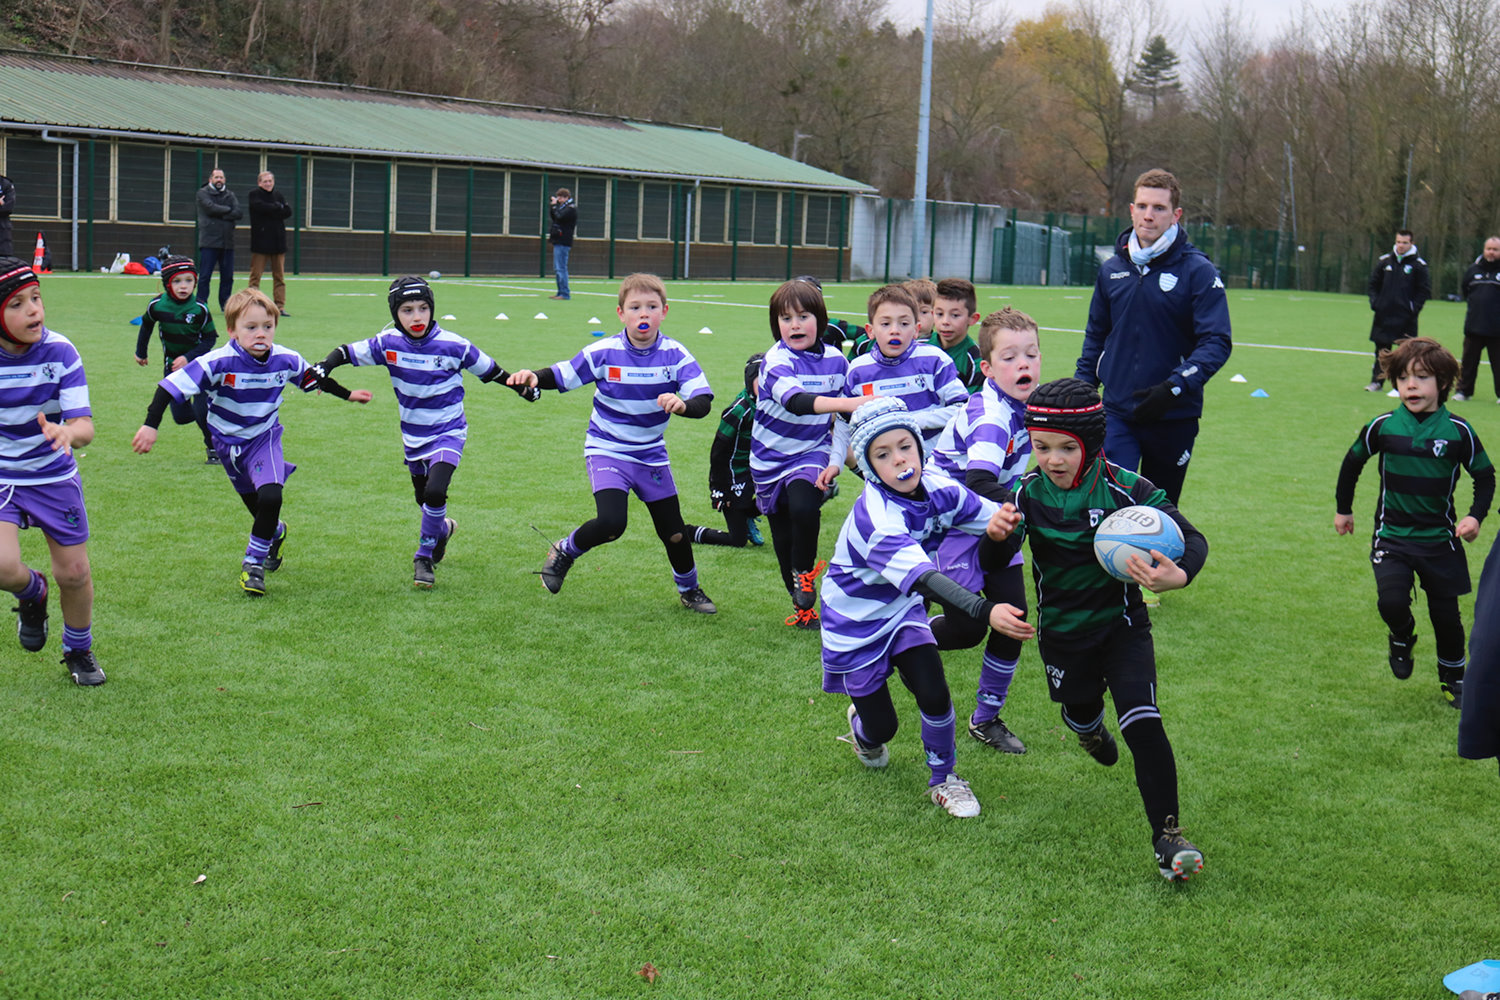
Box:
[1154,817,1204,881]
[1440,668,1465,710]
[413,556,435,589]
[539,539,574,594]
[431,518,456,564]
[13,574,48,652]
[62,647,106,686]
[1389,633,1416,680]
[784,606,821,630]
[240,562,266,597]
[205,447,221,465]
[969,715,1027,754]
[679,586,717,614]
[264,522,287,572]
[1078,725,1119,766]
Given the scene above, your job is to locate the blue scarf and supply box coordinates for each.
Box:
[1128,224,1179,270]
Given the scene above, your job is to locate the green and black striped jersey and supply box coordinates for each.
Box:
[1012,459,1208,635]
[1336,405,1495,547]
[136,293,218,362]
[930,333,984,394]
[709,389,756,495]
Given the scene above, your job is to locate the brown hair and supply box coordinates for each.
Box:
[934,277,977,316]
[556,187,572,199]
[901,277,937,307]
[978,307,1039,359]
[224,287,278,329]
[1380,337,1459,401]
[617,272,667,308]
[1133,168,1181,211]
[768,278,828,342]
[866,284,919,323]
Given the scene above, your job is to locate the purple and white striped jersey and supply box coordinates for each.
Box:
[347,325,496,461]
[930,378,1030,488]
[550,332,711,467]
[751,340,851,484]
[820,470,998,672]
[164,341,312,447]
[846,342,966,443]
[0,329,91,486]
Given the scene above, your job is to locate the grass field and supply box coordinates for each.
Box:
[2,272,1497,999]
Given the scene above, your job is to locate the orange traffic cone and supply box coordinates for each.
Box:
[31,232,48,273]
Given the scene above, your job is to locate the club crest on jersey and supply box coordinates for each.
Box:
[40,363,58,381]
[1432,440,1448,457]
[1046,663,1064,688]
[1159,273,1179,292]
[1089,508,1103,526]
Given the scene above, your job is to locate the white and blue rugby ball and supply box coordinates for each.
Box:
[1093,505,1185,582]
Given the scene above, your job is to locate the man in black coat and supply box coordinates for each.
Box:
[0,174,15,256]
[548,188,577,300]
[1364,228,1431,391]
[195,168,241,310]
[247,171,293,316]
[1454,236,1500,402]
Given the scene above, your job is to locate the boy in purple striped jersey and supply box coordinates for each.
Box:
[846,284,967,446]
[509,273,718,614]
[308,275,539,588]
[0,258,104,686]
[928,306,1042,755]
[752,278,874,629]
[133,288,370,597]
[823,398,1031,817]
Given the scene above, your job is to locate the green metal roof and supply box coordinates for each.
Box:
[0,53,872,193]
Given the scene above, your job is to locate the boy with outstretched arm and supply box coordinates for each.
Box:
[989,377,1209,881]
[133,255,218,462]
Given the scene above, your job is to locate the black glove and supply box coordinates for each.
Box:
[1131,380,1180,422]
[513,383,542,402]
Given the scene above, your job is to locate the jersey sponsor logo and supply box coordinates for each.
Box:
[1046,663,1064,688]
[225,372,281,388]
[796,374,840,392]
[865,377,916,395]
[1110,271,1129,280]
[1005,438,1015,456]
[607,365,668,383]
[0,371,32,382]
[861,382,877,395]
[223,373,236,387]
[384,350,444,369]
[1159,273,1179,292]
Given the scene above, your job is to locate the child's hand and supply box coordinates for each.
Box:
[131,425,158,454]
[1334,513,1354,535]
[349,390,374,404]
[1125,550,1189,593]
[1457,515,1480,542]
[986,503,1021,541]
[987,603,1034,640]
[170,356,187,372]
[816,465,841,491]
[507,370,539,388]
[36,412,76,456]
[657,393,687,415]
[134,355,148,367]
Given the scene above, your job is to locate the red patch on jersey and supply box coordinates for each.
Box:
[861,383,876,396]
[607,366,622,382]
[385,350,399,364]
[223,373,236,387]
[1006,438,1015,456]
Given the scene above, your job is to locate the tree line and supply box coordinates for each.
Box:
[8,0,1500,291]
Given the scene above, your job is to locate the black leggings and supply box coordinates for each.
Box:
[1377,580,1466,664]
[410,461,456,508]
[573,489,695,574]
[1064,696,1178,837]
[849,645,952,745]
[238,483,283,542]
[765,479,825,594]
[931,558,1028,662]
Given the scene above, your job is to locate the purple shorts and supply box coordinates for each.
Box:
[585,455,678,502]
[822,613,934,697]
[756,464,823,516]
[934,532,985,592]
[407,446,463,476]
[0,473,91,546]
[216,424,296,495]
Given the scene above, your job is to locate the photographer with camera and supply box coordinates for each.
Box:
[548,188,577,301]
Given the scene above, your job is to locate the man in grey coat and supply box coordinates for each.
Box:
[196,169,241,310]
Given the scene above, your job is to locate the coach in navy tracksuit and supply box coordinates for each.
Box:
[1460,530,1500,773]
[1075,168,1232,504]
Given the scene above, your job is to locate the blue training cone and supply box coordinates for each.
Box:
[1250,388,1269,398]
[590,330,606,338]
[1445,960,1500,995]
[129,316,143,325]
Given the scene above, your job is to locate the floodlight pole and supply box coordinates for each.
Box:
[910,0,935,279]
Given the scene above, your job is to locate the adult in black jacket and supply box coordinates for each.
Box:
[0,174,15,256]
[1459,529,1500,774]
[1455,236,1500,402]
[1364,229,1430,391]
[247,171,293,316]
[195,168,241,310]
[548,188,577,300]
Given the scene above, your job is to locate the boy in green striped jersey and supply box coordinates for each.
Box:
[685,352,765,547]
[988,377,1210,881]
[1335,337,1494,707]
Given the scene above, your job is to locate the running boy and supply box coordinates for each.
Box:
[509,273,718,614]
[308,275,539,588]
[931,277,985,394]
[1335,336,1493,707]
[132,288,370,596]
[752,277,872,628]
[989,377,1209,881]
[133,255,218,463]
[0,258,103,685]
[823,398,1032,817]
[928,306,1041,754]
[846,284,967,446]
[684,352,765,548]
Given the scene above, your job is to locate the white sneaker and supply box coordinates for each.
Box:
[1364,381,1382,392]
[843,703,888,768]
[930,774,981,817]
[1452,392,1470,401]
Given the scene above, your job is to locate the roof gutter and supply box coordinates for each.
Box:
[38,129,79,271]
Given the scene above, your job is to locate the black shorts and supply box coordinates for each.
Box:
[1371,541,1471,599]
[1037,620,1156,704]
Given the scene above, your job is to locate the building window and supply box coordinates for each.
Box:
[696,187,726,244]
[641,181,672,241]
[116,143,165,224]
[509,171,542,238]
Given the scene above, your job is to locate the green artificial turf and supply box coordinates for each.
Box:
[1,274,1496,998]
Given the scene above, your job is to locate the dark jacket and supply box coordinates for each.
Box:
[0,174,15,256]
[1075,226,1233,422]
[549,199,577,247]
[1461,256,1500,339]
[1459,529,1500,765]
[195,183,241,250]
[1367,248,1430,341]
[247,186,292,255]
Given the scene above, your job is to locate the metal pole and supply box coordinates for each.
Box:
[835,194,847,283]
[785,190,797,280]
[540,171,550,279]
[909,0,934,279]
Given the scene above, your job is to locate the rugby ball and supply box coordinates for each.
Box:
[1093,505,1185,582]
